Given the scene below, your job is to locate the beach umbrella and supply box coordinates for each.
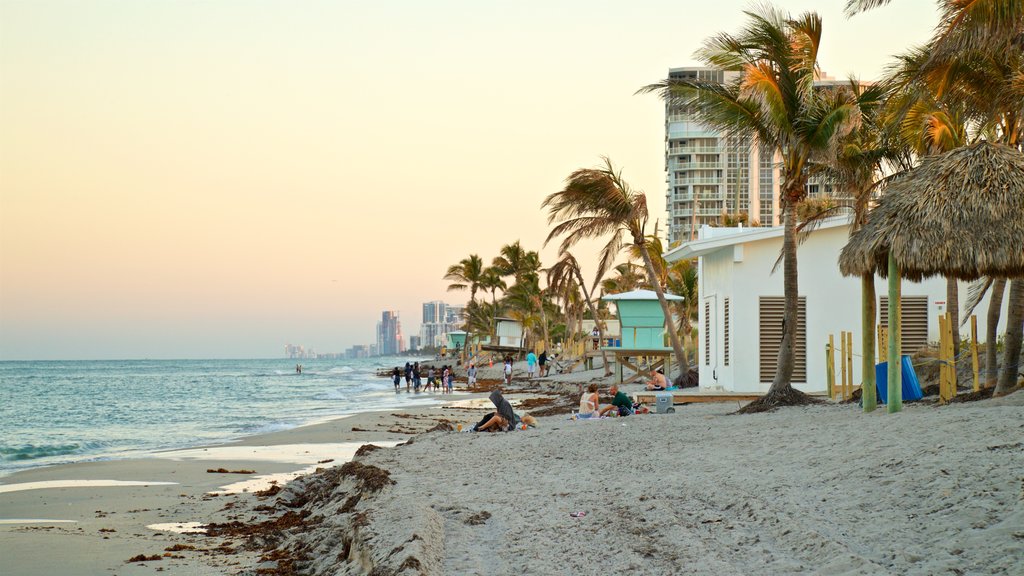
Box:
[838,141,1024,410]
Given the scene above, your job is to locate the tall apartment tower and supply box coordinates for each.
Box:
[663,67,848,247]
[377,311,402,356]
[664,67,781,247]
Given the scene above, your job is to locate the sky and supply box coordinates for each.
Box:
[0,0,939,360]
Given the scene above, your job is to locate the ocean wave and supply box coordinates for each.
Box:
[0,443,82,462]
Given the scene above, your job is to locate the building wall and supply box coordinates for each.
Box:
[696,224,1006,393]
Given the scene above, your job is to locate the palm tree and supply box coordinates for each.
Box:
[601,263,645,295]
[492,241,542,286]
[666,259,699,366]
[478,265,506,342]
[548,251,613,375]
[543,157,690,380]
[641,7,864,408]
[444,254,485,304]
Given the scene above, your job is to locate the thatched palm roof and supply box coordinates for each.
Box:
[839,142,1024,281]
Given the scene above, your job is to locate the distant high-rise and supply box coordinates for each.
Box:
[419,300,464,349]
[663,66,845,246]
[423,301,446,324]
[377,311,401,355]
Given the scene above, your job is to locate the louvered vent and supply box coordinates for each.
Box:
[759,296,807,383]
[879,296,930,355]
[704,301,711,366]
[723,298,730,366]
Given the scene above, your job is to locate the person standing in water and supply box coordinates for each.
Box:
[392,367,401,392]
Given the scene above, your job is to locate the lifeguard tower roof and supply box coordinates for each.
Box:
[602,289,683,302]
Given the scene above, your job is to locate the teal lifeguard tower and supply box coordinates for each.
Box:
[445,330,467,355]
[601,289,683,383]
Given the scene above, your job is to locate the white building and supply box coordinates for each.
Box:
[665,217,1005,394]
[663,67,847,246]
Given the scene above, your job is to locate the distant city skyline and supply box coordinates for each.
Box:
[0,1,938,360]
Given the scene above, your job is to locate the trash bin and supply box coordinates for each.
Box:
[874,355,923,403]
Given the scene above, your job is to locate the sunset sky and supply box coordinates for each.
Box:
[0,0,938,360]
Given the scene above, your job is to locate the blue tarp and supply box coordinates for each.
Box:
[874,355,924,403]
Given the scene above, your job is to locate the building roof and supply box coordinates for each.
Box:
[601,289,683,302]
[664,216,852,262]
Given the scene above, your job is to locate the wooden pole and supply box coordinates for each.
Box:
[971,315,980,392]
[826,335,835,400]
[839,331,848,400]
[846,330,854,401]
[939,314,949,402]
[887,254,903,413]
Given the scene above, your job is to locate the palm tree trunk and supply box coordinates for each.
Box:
[574,269,612,376]
[638,244,689,380]
[995,278,1023,396]
[861,274,877,412]
[986,278,1007,387]
[768,205,798,394]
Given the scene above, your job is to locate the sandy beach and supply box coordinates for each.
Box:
[2,368,1021,576]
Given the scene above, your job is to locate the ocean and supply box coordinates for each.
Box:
[0,357,446,478]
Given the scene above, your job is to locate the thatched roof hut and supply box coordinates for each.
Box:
[839,142,1024,281]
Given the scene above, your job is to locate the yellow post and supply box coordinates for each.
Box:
[846,330,854,400]
[938,314,947,402]
[826,334,835,400]
[970,315,980,392]
[839,331,848,400]
[946,311,956,402]
[877,324,888,361]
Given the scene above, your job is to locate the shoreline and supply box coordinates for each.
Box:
[0,383,527,575]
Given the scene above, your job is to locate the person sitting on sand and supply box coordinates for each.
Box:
[599,384,634,417]
[645,368,668,391]
[474,389,516,432]
[578,383,600,418]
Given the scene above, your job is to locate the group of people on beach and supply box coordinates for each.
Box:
[392,362,453,394]
[576,383,640,418]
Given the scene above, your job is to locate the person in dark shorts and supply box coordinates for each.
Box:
[599,384,634,416]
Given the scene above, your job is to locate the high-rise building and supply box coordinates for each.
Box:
[376,311,402,355]
[423,301,446,324]
[663,66,846,246]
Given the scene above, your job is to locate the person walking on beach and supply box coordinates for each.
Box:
[392,367,401,392]
[404,362,412,392]
[413,362,422,391]
[467,363,477,387]
[441,365,451,394]
[446,366,454,394]
[503,358,513,385]
[427,366,436,391]
[526,351,537,379]
[538,350,547,377]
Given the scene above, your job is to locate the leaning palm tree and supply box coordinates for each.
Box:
[548,251,613,375]
[443,254,485,304]
[640,7,864,409]
[543,157,690,380]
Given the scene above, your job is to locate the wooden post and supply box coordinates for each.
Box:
[887,254,902,413]
[939,312,958,403]
[939,314,949,402]
[839,331,848,400]
[877,324,887,361]
[846,330,854,400]
[826,334,835,399]
[970,315,980,392]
